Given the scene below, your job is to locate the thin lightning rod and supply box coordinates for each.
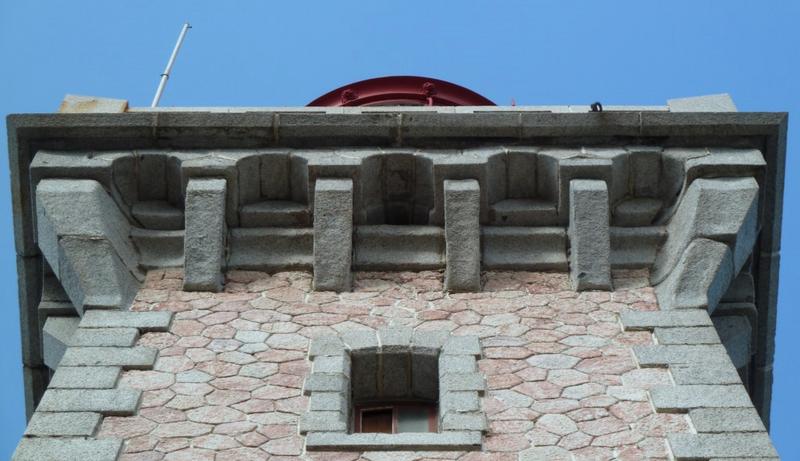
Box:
[151,22,192,107]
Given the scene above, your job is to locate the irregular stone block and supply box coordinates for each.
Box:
[49,366,121,389]
[667,433,778,460]
[36,179,139,280]
[444,180,480,292]
[309,336,346,358]
[442,335,482,357]
[656,238,734,312]
[689,407,766,433]
[441,412,486,431]
[713,315,753,369]
[183,178,227,292]
[412,330,449,352]
[36,388,142,415]
[482,227,567,270]
[440,372,486,393]
[24,411,102,436]
[42,316,79,369]
[568,179,611,290]
[299,411,349,433]
[313,179,353,291]
[650,385,753,410]
[620,309,713,330]
[652,177,758,285]
[667,93,737,112]
[13,437,122,461]
[59,346,158,369]
[57,237,140,312]
[633,344,730,367]
[70,327,139,347]
[440,391,481,415]
[341,330,378,351]
[59,94,128,113]
[303,373,348,394]
[654,327,720,345]
[80,311,172,332]
[670,363,743,385]
[308,392,349,413]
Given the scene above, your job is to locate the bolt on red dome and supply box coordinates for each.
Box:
[307,76,495,107]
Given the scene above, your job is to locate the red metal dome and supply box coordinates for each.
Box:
[307,76,495,107]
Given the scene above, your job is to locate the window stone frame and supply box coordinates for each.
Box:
[301,328,486,451]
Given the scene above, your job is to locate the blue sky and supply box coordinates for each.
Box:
[1,1,798,458]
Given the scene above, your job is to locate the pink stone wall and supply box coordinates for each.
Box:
[100,270,690,461]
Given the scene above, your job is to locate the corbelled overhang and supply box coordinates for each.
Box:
[7,108,787,429]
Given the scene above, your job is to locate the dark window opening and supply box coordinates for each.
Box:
[354,403,438,434]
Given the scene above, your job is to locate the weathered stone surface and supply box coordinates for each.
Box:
[656,238,734,312]
[650,385,753,410]
[668,432,778,459]
[24,412,102,436]
[689,408,766,433]
[620,310,712,330]
[59,94,128,113]
[652,177,758,285]
[36,179,140,312]
[667,94,737,112]
[444,180,481,292]
[13,438,122,461]
[183,178,227,292]
[70,328,139,347]
[80,311,172,331]
[37,389,142,415]
[49,366,121,389]
[59,346,158,369]
[632,344,730,367]
[568,180,611,290]
[88,269,772,458]
[713,315,753,369]
[42,316,79,369]
[654,327,720,345]
[313,179,353,292]
[670,363,743,385]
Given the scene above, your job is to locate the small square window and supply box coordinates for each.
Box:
[302,330,485,451]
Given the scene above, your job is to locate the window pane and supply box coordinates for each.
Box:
[360,408,393,433]
[397,407,431,433]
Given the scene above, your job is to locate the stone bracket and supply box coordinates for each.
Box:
[444,180,481,292]
[183,178,227,292]
[568,179,611,291]
[312,179,354,291]
[35,179,142,314]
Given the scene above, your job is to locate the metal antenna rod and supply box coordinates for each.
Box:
[151,22,192,107]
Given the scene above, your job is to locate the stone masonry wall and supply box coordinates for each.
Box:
[96,269,694,461]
